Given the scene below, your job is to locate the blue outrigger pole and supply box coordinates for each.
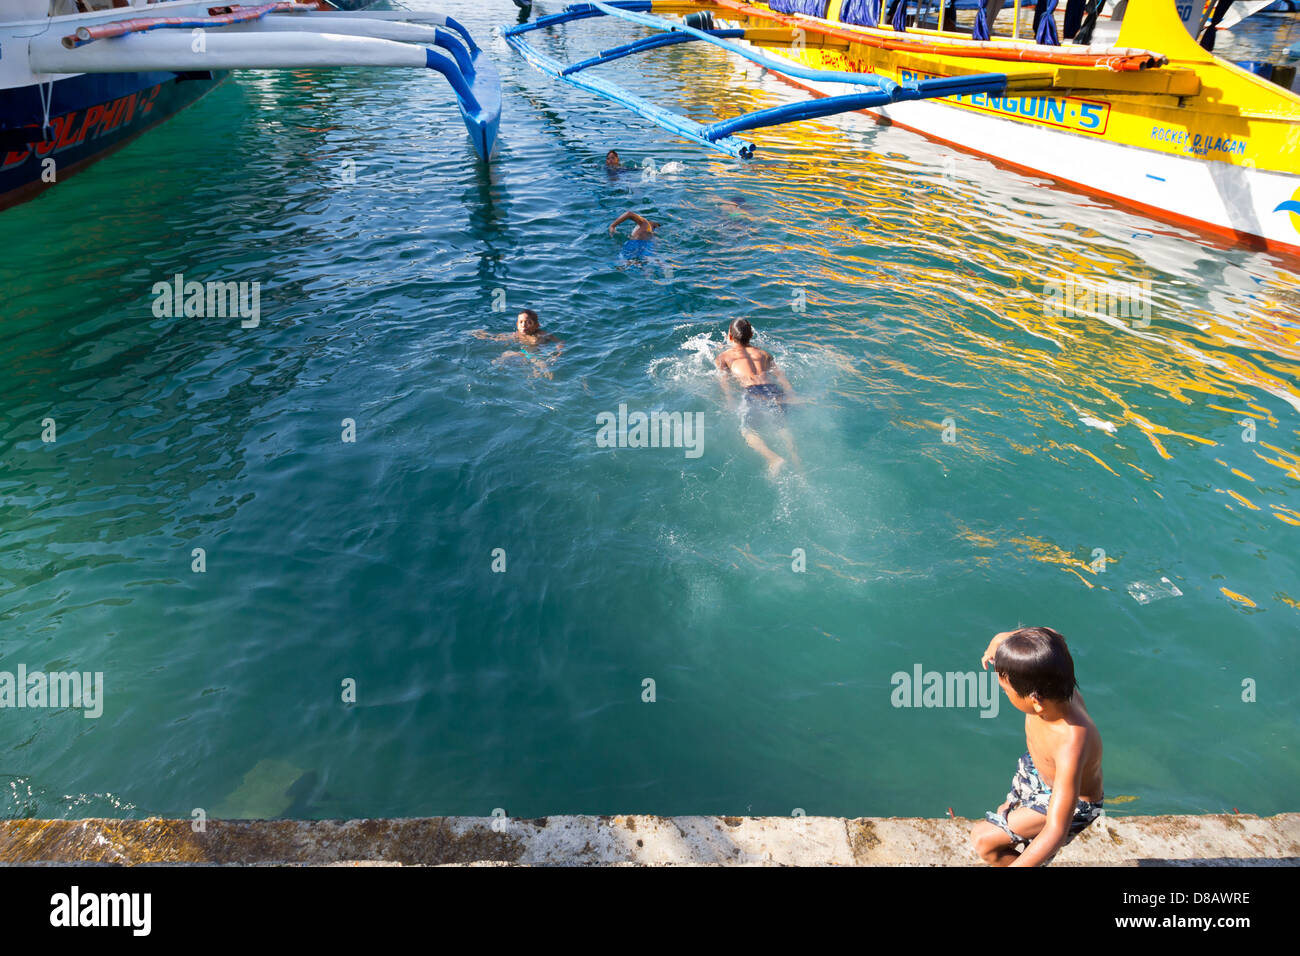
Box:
[503,2,759,157]
[307,9,502,160]
[501,0,1017,157]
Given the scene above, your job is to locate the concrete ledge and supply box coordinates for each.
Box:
[1,814,1297,866]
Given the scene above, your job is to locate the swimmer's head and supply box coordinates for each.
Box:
[993,627,1078,708]
[517,309,540,335]
[605,150,620,168]
[728,318,753,345]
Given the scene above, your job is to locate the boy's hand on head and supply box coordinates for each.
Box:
[981,631,1016,669]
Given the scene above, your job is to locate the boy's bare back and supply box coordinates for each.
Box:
[715,344,775,387]
[1023,691,1103,804]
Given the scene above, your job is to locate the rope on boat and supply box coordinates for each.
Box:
[37,77,55,140]
[63,1,321,49]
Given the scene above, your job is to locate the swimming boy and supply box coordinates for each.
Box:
[605,149,621,170]
[473,309,563,376]
[970,627,1104,867]
[715,318,801,477]
[609,210,660,259]
[718,196,749,217]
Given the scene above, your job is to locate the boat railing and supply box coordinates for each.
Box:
[753,0,1102,48]
[700,0,1163,66]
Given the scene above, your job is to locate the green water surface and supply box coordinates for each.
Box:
[0,2,1297,821]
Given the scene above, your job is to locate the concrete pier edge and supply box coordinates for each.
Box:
[1,813,1298,865]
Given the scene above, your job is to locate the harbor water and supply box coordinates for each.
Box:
[1,2,1297,821]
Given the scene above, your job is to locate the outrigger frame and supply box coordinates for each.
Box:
[502,0,1032,157]
[29,1,501,160]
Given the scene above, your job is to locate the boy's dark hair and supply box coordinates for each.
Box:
[519,309,539,324]
[994,627,1078,702]
[729,318,753,345]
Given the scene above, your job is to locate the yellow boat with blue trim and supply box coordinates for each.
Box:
[505,0,1300,256]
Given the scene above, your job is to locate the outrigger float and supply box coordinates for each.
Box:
[0,0,501,211]
[504,0,1300,255]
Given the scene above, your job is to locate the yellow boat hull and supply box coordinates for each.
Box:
[663,0,1300,254]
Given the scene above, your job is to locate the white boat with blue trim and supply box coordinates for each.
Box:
[0,0,501,211]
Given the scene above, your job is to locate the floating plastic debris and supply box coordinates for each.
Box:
[1127,576,1183,604]
[1078,415,1118,433]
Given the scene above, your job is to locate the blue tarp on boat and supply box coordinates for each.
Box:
[838,0,881,26]
[770,0,830,15]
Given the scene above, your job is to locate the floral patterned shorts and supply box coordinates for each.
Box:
[984,752,1103,849]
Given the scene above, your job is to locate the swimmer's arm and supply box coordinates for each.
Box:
[1011,736,1084,867]
[716,353,738,389]
[609,211,650,235]
[471,330,512,342]
[715,352,736,397]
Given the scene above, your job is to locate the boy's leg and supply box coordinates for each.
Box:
[970,807,1048,866]
[970,819,1020,866]
[777,426,802,471]
[741,426,786,476]
[1005,807,1048,842]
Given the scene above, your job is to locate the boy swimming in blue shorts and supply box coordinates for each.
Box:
[970,627,1104,866]
[609,210,660,259]
[715,318,801,477]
